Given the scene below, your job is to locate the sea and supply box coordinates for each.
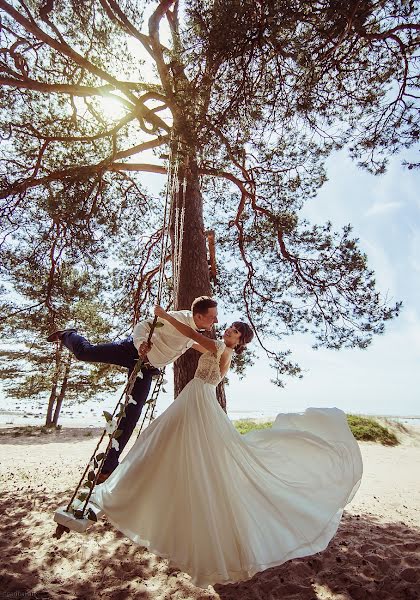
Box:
[1,391,419,429]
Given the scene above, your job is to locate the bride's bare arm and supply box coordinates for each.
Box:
[192,343,208,354]
[154,306,217,353]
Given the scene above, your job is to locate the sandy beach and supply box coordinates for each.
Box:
[0,423,419,600]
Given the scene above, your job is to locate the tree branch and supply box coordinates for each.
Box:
[0,0,170,134]
[99,0,169,58]
[0,159,169,198]
[16,111,142,143]
[363,23,420,40]
[0,76,128,100]
[148,0,177,102]
[0,0,137,101]
[109,162,167,174]
[114,135,169,160]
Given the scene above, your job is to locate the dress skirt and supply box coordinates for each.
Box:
[92,377,363,588]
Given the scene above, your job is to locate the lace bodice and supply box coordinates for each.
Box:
[194,340,226,386]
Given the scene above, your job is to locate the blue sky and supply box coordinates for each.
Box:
[118,141,419,420]
[2,144,417,422]
[153,147,419,419]
[217,149,420,418]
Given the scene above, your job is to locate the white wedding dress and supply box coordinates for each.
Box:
[92,341,363,588]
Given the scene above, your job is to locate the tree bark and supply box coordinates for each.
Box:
[173,159,211,396]
[53,355,71,426]
[172,158,227,411]
[45,342,63,426]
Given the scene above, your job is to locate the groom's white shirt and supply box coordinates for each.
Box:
[132,310,198,368]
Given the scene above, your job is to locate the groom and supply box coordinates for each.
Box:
[47,297,218,481]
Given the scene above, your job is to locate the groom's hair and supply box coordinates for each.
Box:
[191,296,217,315]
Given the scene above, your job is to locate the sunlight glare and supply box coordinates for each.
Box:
[99,95,128,120]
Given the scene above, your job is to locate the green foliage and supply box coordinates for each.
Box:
[234,414,400,446]
[0,0,417,387]
[0,262,125,424]
[346,414,399,446]
[103,411,113,423]
[233,420,273,435]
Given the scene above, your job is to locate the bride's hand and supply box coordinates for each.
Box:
[154,305,167,319]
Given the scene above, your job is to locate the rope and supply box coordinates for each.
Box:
[65,324,156,515]
[58,137,187,532]
[137,368,166,437]
[173,152,187,307]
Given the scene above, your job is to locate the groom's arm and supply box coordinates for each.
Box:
[154,306,217,353]
[192,343,208,354]
[132,310,192,357]
[132,319,153,356]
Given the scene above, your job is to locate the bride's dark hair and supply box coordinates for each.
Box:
[232,321,254,355]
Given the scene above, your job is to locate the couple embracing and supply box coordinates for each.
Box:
[48,297,362,588]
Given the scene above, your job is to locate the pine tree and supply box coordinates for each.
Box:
[0,262,125,426]
[1,1,417,394]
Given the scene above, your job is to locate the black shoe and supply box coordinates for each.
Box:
[46,328,77,342]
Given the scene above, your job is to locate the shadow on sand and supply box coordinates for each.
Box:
[214,513,420,600]
[1,488,419,600]
[0,426,104,446]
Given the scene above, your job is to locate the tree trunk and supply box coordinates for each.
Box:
[173,159,212,396]
[45,342,63,426]
[172,158,227,411]
[53,354,71,426]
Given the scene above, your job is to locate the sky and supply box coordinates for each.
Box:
[151,148,420,419]
[1,12,419,422]
[225,150,420,418]
[2,149,418,425]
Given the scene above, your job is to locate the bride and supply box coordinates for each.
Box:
[92,306,363,588]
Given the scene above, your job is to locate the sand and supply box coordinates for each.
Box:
[0,424,419,600]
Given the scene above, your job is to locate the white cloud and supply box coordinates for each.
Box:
[409,230,420,273]
[359,237,396,295]
[365,201,404,217]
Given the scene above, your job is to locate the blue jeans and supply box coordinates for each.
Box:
[61,332,159,474]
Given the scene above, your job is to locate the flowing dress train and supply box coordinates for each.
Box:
[92,341,363,588]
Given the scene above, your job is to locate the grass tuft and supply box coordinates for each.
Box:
[346,414,399,446]
[233,420,273,435]
[233,415,400,446]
